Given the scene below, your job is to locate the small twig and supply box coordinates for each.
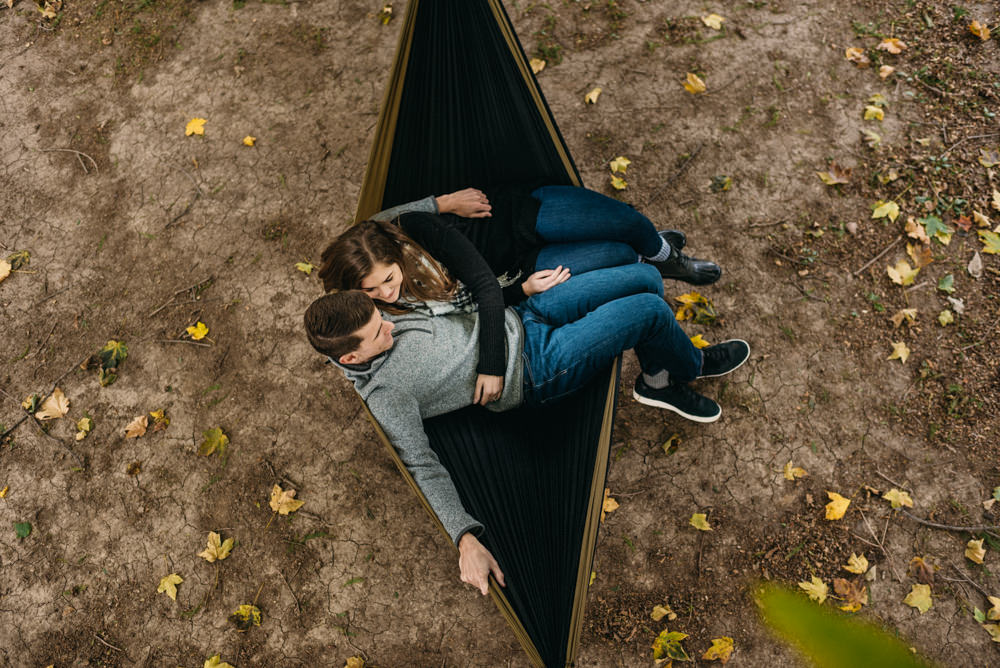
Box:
[913,76,947,98]
[251,581,266,607]
[40,148,99,173]
[147,277,213,317]
[940,132,1000,157]
[853,235,902,277]
[904,281,930,293]
[959,315,1000,352]
[849,532,881,550]
[875,469,909,491]
[0,415,30,442]
[860,509,903,582]
[646,143,705,207]
[155,339,212,348]
[279,570,302,614]
[93,634,123,653]
[946,564,992,600]
[898,510,1000,533]
[747,219,786,229]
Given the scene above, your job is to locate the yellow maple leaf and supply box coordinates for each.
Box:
[270,484,305,515]
[863,105,884,121]
[983,624,1000,643]
[844,47,870,67]
[701,13,725,30]
[992,189,1000,212]
[589,570,596,586]
[973,210,991,227]
[34,388,69,420]
[907,242,932,269]
[877,37,907,53]
[185,117,207,136]
[883,488,914,509]
[601,487,619,523]
[986,596,1000,621]
[689,334,710,349]
[242,135,256,147]
[124,414,148,438]
[890,308,917,328]
[75,415,94,441]
[702,636,734,663]
[969,20,991,41]
[689,512,712,531]
[871,200,899,221]
[798,576,828,603]
[938,309,954,326]
[610,175,627,190]
[150,408,170,432]
[651,603,677,621]
[0,259,10,284]
[584,87,602,104]
[376,4,392,24]
[886,259,918,286]
[157,573,183,600]
[979,149,1000,168]
[967,538,986,564]
[529,58,545,74]
[609,156,631,174]
[198,531,235,562]
[783,461,807,481]
[825,491,850,520]
[879,65,895,79]
[229,603,262,631]
[295,261,316,275]
[199,427,228,457]
[204,654,235,668]
[904,583,932,613]
[816,162,851,185]
[683,72,706,94]
[862,129,882,148]
[888,341,910,364]
[904,216,930,243]
[980,230,1000,255]
[344,658,366,668]
[186,321,209,340]
[843,553,869,575]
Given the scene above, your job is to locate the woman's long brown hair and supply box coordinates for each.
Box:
[318,220,456,313]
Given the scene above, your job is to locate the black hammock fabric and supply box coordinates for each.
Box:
[354,1,618,665]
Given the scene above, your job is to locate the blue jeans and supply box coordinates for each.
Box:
[532,186,663,274]
[516,263,702,405]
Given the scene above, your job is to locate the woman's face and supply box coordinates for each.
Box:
[360,262,403,303]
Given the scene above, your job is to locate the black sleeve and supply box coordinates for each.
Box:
[399,214,507,376]
[502,279,528,306]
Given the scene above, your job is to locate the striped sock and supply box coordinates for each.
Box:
[645,237,673,262]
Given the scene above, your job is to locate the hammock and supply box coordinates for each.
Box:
[354,2,618,665]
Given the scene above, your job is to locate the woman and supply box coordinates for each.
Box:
[318,184,721,405]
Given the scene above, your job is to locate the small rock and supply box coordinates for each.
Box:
[846,221,858,235]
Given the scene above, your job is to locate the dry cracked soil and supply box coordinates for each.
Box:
[1,0,999,666]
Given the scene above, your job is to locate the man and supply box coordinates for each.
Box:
[304,262,749,594]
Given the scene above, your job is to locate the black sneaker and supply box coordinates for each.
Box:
[659,229,686,251]
[699,339,750,378]
[650,248,722,285]
[632,376,721,423]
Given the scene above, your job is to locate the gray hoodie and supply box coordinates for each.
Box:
[336,307,525,545]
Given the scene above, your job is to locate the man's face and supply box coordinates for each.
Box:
[339,307,395,365]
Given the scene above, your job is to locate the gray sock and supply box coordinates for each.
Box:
[644,237,673,263]
[643,369,670,389]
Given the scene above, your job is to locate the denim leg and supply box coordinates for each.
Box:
[524,263,664,326]
[535,241,638,275]
[531,185,663,257]
[520,292,703,405]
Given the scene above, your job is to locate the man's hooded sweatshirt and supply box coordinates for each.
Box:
[335,308,525,545]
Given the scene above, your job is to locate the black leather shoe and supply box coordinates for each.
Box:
[699,339,750,378]
[633,376,721,422]
[651,248,722,285]
[659,229,686,251]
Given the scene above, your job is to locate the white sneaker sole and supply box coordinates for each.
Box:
[632,389,722,423]
[698,339,750,379]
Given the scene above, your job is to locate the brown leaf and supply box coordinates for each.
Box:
[124,415,148,438]
[845,47,870,67]
[34,388,70,420]
[907,243,933,269]
[833,577,868,612]
[908,555,937,584]
[955,215,973,232]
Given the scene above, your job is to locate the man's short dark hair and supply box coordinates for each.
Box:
[304,291,376,360]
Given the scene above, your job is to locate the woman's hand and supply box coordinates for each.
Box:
[521,266,571,297]
[458,532,506,595]
[435,188,492,218]
[473,374,504,405]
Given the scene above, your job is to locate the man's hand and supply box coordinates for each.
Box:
[473,373,504,405]
[458,533,505,595]
[435,188,492,218]
[521,266,571,297]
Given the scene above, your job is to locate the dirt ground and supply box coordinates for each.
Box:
[1,0,999,666]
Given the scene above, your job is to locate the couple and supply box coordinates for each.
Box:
[305,184,750,594]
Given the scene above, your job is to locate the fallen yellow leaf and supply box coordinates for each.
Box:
[886,259,918,286]
[969,20,991,41]
[863,105,884,121]
[377,4,392,25]
[651,603,677,621]
[825,491,850,520]
[834,577,868,612]
[345,658,366,668]
[609,156,631,174]
[689,512,712,531]
[295,261,316,275]
[584,87,602,104]
[938,309,954,326]
[701,13,724,30]
[907,242,932,269]
[601,487,619,523]
[843,553,869,574]
[186,321,209,340]
[0,485,8,499]
[888,341,910,364]
[798,575,828,603]
[904,216,930,244]
[967,538,986,564]
[124,415,148,438]
[0,259,10,284]
[844,47,870,67]
[983,624,1000,643]
[35,388,70,420]
[270,484,305,515]
[904,583,932,613]
[702,636,734,663]
[610,175,627,190]
[871,200,899,221]
[987,596,1000,621]
[689,334,710,349]
[75,415,94,441]
[185,117,207,136]
[879,65,895,78]
[157,573,183,600]
[204,654,235,668]
[198,531,235,562]
[529,58,545,74]
[877,37,906,54]
[229,603,262,631]
[198,427,228,457]
[783,461,807,480]
[683,72,706,94]
[890,308,917,328]
[973,210,991,227]
[883,488,914,509]
[242,135,256,146]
